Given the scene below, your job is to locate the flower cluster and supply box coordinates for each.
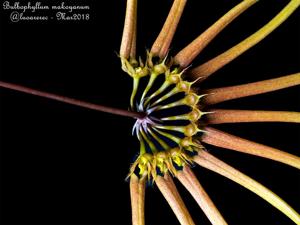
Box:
[0,0,299,224]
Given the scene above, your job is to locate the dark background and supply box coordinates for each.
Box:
[0,0,299,224]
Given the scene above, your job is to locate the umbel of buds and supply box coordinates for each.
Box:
[119,0,300,225]
[0,0,299,225]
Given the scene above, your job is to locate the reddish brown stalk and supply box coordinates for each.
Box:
[201,127,300,169]
[0,81,143,119]
[174,0,257,68]
[151,0,187,59]
[203,73,300,105]
[206,110,300,124]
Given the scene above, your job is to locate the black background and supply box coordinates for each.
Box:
[0,0,300,224]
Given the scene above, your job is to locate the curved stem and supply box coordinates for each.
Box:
[206,110,300,124]
[0,80,144,119]
[190,0,300,80]
[194,151,300,224]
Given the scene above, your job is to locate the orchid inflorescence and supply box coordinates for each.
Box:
[118,0,300,224]
[0,0,300,224]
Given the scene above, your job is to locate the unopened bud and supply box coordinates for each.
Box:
[153,63,167,74]
[184,123,198,137]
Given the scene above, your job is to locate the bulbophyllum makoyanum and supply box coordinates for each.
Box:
[1,0,299,224]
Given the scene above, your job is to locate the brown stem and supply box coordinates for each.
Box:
[200,127,300,169]
[203,73,300,105]
[206,109,300,124]
[0,80,143,119]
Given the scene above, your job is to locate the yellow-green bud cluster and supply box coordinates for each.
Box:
[128,147,197,181]
[124,52,206,180]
